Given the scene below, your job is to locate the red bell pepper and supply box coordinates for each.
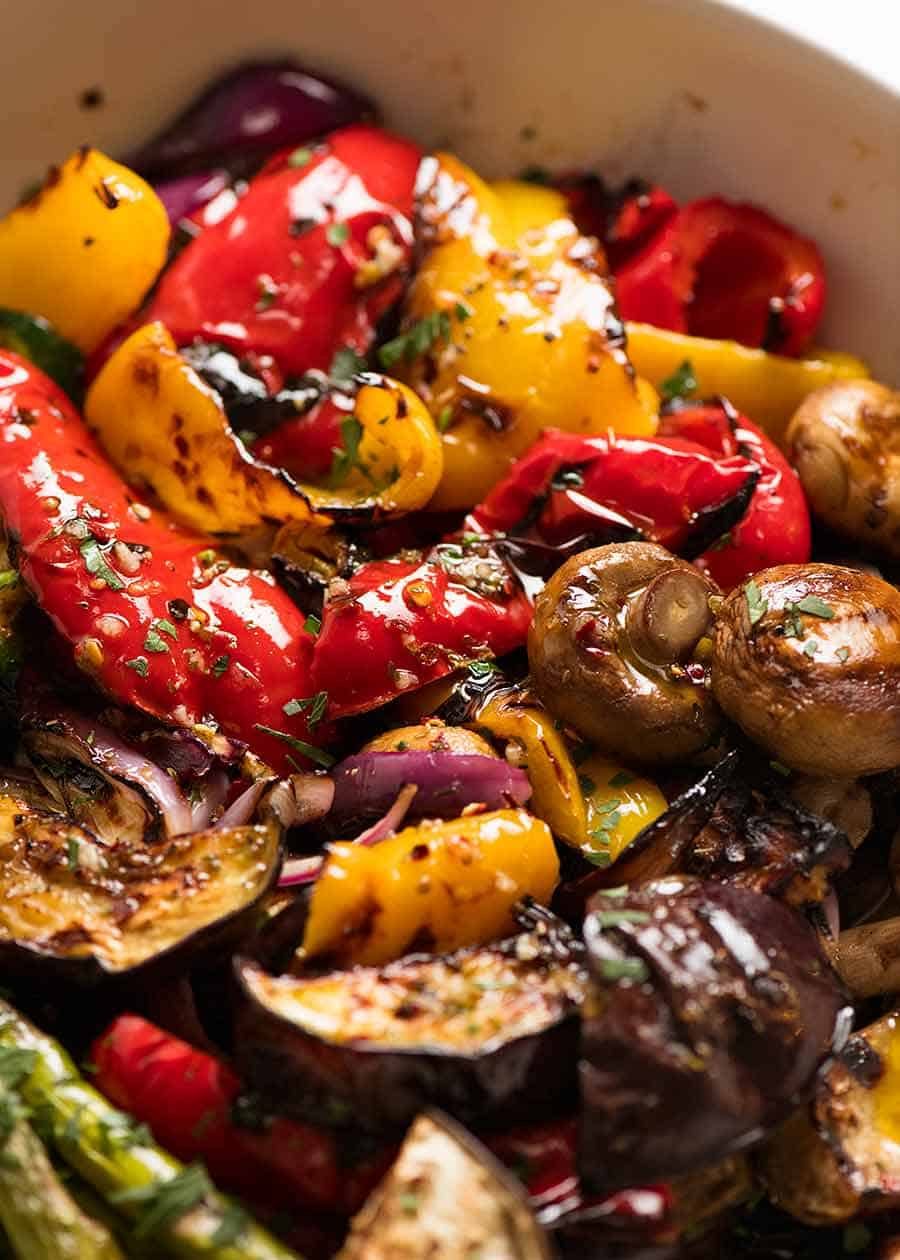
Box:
[557,175,678,270]
[658,400,811,589]
[90,1015,390,1216]
[310,545,533,717]
[615,196,826,355]
[469,428,759,559]
[146,124,421,377]
[0,351,326,771]
[253,390,351,481]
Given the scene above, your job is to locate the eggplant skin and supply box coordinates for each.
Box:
[234,905,586,1133]
[579,877,850,1193]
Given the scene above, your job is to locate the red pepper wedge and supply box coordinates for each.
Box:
[557,174,678,269]
[146,124,421,376]
[90,1015,390,1216]
[310,550,533,717]
[615,197,826,355]
[253,391,350,481]
[470,428,759,557]
[0,351,325,771]
[658,400,811,589]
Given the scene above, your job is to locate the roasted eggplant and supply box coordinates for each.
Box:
[0,795,280,982]
[235,902,586,1133]
[578,878,850,1193]
[761,1011,900,1224]
[337,1110,554,1259]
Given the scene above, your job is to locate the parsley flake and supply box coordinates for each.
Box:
[112,1163,213,1239]
[143,627,170,654]
[795,594,835,620]
[378,310,452,369]
[328,416,365,487]
[253,724,335,768]
[326,222,349,247]
[599,957,649,983]
[659,359,697,403]
[593,909,651,929]
[0,571,19,591]
[66,836,80,869]
[609,770,635,788]
[437,405,454,433]
[287,147,313,168]
[836,646,850,663]
[153,618,178,639]
[578,775,596,796]
[211,1201,249,1247]
[79,537,125,591]
[282,690,328,727]
[467,660,497,679]
[329,346,367,383]
[303,613,321,637]
[803,639,819,657]
[744,579,768,626]
[125,656,149,678]
[212,655,230,677]
[0,1048,37,1091]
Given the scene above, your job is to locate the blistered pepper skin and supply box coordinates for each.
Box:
[310,555,533,718]
[146,125,421,376]
[0,351,322,771]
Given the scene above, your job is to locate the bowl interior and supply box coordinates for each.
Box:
[0,0,896,375]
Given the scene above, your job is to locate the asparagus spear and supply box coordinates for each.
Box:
[0,1000,302,1260]
[0,1100,124,1259]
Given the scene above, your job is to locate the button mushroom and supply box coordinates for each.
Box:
[711,563,900,776]
[527,542,721,765]
[787,379,900,559]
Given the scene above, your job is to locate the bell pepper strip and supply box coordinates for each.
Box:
[614,197,827,356]
[87,324,442,531]
[397,155,655,510]
[90,1015,389,1217]
[658,399,811,589]
[0,350,327,772]
[469,428,759,560]
[301,807,559,966]
[0,149,169,354]
[624,322,869,444]
[145,125,421,377]
[309,544,533,717]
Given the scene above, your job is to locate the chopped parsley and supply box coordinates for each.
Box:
[378,310,452,369]
[143,627,170,654]
[66,836,80,869]
[399,1190,420,1217]
[659,359,697,403]
[582,849,611,867]
[609,770,635,788]
[436,405,454,433]
[794,594,835,620]
[113,1163,213,1239]
[79,537,125,591]
[0,571,19,591]
[454,301,472,322]
[153,618,178,639]
[328,416,365,487]
[211,1201,249,1247]
[467,660,497,679]
[593,909,651,929]
[329,346,367,383]
[212,654,230,678]
[598,957,649,983]
[303,613,321,637]
[287,147,314,168]
[253,724,335,768]
[803,639,819,657]
[0,1048,37,1091]
[326,221,349,247]
[125,656,149,677]
[744,579,768,626]
[836,646,850,663]
[283,690,328,727]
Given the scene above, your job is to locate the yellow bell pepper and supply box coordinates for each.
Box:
[471,688,588,849]
[625,322,869,446]
[0,149,169,353]
[398,156,655,509]
[576,754,667,865]
[86,323,442,534]
[302,808,559,967]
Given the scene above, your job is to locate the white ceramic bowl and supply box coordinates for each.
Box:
[0,0,897,375]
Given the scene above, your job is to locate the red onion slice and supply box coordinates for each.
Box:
[154,169,231,227]
[330,751,531,831]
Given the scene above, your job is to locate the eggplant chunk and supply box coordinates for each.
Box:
[761,1011,900,1224]
[235,903,586,1133]
[579,878,849,1193]
[0,796,280,982]
[338,1111,554,1259]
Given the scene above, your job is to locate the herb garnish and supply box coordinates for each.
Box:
[744,579,768,626]
[659,359,697,403]
[328,416,365,487]
[212,655,230,678]
[794,594,835,619]
[593,909,651,929]
[436,405,454,433]
[287,147,313,168]
[79,537,125,591]
[598,957,649,983]
[253,724,335,768]
[283,690,328,727]
[326,222,349,247]
[143,627,170,654]
[378,310,452,369]
[0,1048,37,1091]
[125,657,150,677]
[329,347,367,383]
[112,1163,213,1239]
[303,613,321,637]
[609,770,635,788]
[0,571,19,591]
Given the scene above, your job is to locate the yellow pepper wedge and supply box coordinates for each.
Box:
[576,753,667,866]
[302,808,559,967]
[86,323,442,534]
[0,149,169,353]
[625,322,869,446]
[471,689,588,849]
[399,156,655,509]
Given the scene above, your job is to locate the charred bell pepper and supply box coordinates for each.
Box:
[90,1015,387,1217]
[625,323,869,444]
[658,399,811,589]
[0,149,169,353]
[146,125,421,376]
[0,350,326,772]
[396,155,656,509]
[557,174,678,270]
[470,427,759,561]
[615,197,827,356]
[301,808,559,966]
[309,542,532,717]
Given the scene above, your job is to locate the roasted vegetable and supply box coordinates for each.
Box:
[337,1111,553,1259]
[301,807,559,966]
[0,795,280,982]
[0,149,169,353]
[0,308,83,400]
[0,1000,301,1260]
[761,1011,900,1224]
[0,350,326,773]
[625,323,868,443]
[579,878,849,1192]
[0,1099,124,1260]
[711,563,900,776]
[833,918,900,998]
[787,379,900,559]
[236,902,586,1132]
[528,542,721,765]
[400,156,654,508]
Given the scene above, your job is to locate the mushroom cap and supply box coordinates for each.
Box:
[711,563,900,776]
[787,380,900,559]
[527,541,720,765]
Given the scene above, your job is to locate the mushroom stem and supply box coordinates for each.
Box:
[626,569,713,664]
[834,918,900,998]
